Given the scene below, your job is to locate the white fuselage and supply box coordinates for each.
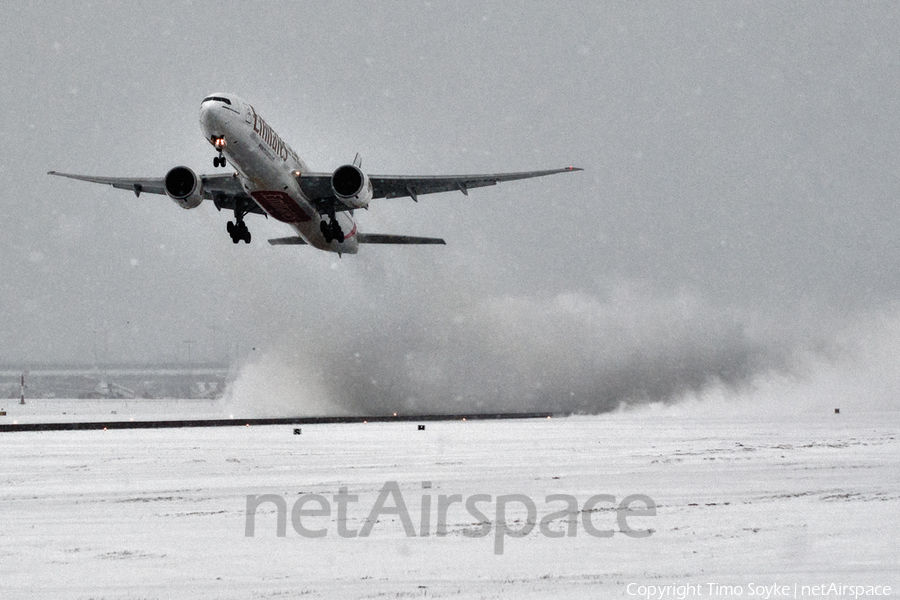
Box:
[198,93,358,254]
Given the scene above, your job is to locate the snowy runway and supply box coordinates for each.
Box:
[1,406,897,599]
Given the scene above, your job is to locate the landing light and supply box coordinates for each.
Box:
[213,137,226,149]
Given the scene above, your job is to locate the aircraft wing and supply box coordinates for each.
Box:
[296,166,582,213]
[47,171,266,216]
[50,165,583,217]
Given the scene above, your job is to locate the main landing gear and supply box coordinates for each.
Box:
[227,220,250,244]
[321,217,344,244]
[228,200,251,244]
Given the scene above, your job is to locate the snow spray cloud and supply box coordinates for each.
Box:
[224,276,794,416]
[667,305,900,415]
[322,289,775,415]
[222,349,349,418]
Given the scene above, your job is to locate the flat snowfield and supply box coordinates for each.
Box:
[1,408,898,599]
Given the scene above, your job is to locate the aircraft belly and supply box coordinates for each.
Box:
[227,138,318,224]
[234,149,359,254]
[250,190,312,223]
[225,143,283,191]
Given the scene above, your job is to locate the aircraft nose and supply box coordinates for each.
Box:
[199,103,221,137]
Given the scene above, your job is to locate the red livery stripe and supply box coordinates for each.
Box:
[250,191,311,223]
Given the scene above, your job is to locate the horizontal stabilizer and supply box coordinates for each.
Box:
[268,234,446,246]
[357,234,445,245]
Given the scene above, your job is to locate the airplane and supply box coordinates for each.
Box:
[49,93,582,255]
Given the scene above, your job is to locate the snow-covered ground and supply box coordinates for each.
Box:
[0,400,897,599]
[0,397,223,423]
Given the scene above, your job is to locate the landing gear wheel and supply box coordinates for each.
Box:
[214,155,227,168]
[321,218,344,244]
[228,199,252,244]
[227,220,251,244]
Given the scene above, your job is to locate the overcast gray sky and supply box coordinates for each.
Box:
[2,2,899,413]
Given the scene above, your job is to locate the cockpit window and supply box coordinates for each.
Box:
[202,96,232,105]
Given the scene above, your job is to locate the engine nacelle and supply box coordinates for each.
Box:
[164,166,204,209]
[331,164,373,209]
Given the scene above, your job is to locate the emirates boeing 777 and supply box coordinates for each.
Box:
[49,93,581,255]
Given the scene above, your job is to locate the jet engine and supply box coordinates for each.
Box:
[164,166,204,209]
[331,164,373,209]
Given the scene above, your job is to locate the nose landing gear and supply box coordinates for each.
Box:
[211,136,227,168]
